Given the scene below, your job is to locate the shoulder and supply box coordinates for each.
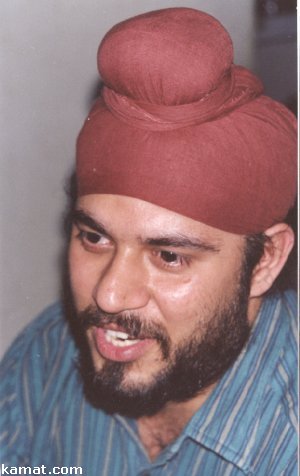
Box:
[271,290,297,414]
[259,290,297,415]
[1,302,73,381]
[251,290,298,474]
[2,302,67,359]
[260,289,297,355]
[0,302,76,464]
[268,289,297,372]
[279,288,297,320]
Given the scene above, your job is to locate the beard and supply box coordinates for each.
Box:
[75,266,252,418]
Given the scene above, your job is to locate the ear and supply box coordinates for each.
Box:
[249,223,294,298]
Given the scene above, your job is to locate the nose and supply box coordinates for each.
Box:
[92,248,150,314]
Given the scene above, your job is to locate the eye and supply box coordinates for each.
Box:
[160,251,180,264]
[75,228,111,250]
[158,250,189,269]
[83,231,103,244]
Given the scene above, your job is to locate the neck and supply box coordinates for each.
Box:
[248,296,263,325]
[137,383,216,461]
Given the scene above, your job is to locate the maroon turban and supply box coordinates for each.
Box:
[76,7,297,234]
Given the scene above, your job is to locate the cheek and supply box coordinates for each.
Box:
[151,264,239,336]
[153,276,207,328]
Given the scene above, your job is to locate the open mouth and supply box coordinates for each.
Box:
[92,326,153,362]
[104,329,141,347]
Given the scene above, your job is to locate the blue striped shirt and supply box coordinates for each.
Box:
[0,291,297,475]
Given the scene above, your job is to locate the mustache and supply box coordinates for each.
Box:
[77,305,171,358]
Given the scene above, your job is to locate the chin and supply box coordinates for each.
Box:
[91,348,169,390]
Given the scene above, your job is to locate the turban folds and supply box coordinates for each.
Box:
[76,7,297,234]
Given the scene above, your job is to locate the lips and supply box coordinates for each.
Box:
[92,326,154,362]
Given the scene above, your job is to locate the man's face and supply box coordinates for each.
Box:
[69,194,253,416]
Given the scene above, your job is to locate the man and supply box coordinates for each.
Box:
[0,7,297,475]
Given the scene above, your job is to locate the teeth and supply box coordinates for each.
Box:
[106,329,130,340]
[104,329,140,347]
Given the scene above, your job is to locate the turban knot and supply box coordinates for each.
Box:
[102,67,263,131]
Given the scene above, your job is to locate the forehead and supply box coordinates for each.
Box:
[75,194,244,249]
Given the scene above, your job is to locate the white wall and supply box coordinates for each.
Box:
[0,0,255,356]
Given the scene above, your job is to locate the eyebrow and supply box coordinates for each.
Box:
[145,236,220,253]
[72,209,109,236]
[72,208,220,253]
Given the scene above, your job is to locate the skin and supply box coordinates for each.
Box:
[68,193,293,460]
